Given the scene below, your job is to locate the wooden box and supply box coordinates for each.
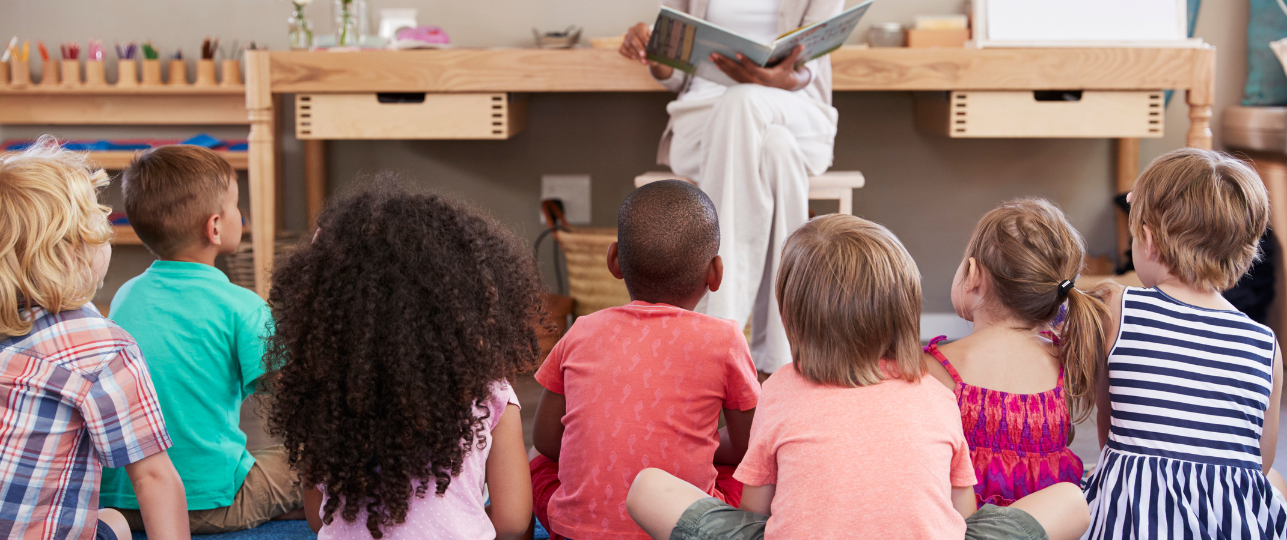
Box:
[915,91,1164,138]
[295,93,526,140]
[907,28,970,48]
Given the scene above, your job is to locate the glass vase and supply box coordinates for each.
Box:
[287,4,314,50]
[334,0,359,47]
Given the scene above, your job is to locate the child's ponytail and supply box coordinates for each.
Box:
[964,198,1114,423]
[1059,282,1112,423]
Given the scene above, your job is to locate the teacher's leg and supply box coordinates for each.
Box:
[693,84,837,373]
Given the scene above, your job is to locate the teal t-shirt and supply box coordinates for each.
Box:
[100,261,272,510]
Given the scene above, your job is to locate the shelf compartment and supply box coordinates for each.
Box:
[914,91,1165,138]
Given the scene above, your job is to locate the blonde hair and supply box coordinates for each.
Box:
[777,214,922,387]
[0,137,112,336]
[964,198,1109,422]
[1129,148,1269,292]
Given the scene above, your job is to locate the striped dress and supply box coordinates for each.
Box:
[1082,287,1287,539]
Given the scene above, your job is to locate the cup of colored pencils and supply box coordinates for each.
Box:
[219,40,243,87]
[194,37,217,86]
[116,42,138,87]
[167,48,186,86]
[140,42,162,85]
[84,41,106,86]
[60,42,80,86]
[8,39,30,87]
[0,38,14,87]
[37,42,59,86]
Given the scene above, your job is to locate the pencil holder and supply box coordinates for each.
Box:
[167,59,187,86]
[116,59,138,87]
[194,59,216,86]
[40,60,60,86]
[220,59,242,86]
[140,59,162,86]
[0,62,8,87]
[84,60,106,86]
[60,60,80,86]
[10,60,30,88]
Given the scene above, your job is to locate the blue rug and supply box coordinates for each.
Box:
[128,518,550,539]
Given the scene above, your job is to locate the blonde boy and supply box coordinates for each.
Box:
[0,138,189,540]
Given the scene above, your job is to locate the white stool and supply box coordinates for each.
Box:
[633,170,866,215]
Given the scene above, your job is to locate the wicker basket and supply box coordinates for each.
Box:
[542,201,631,317]
[223,233,302,290]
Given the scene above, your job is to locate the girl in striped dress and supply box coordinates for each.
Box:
[1082,148,1287,540]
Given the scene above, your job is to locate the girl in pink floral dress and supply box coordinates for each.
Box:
[923,198,1112,507]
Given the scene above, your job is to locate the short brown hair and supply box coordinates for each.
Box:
[122,145,235,258]
[1129,148,1269,292]
[964,198,1110,422]
[776,214,922,387]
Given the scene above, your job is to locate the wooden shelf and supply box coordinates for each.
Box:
[1,150,247,170]
[0,85,244,95]
[111,225,142,245]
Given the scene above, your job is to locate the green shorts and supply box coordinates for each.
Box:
[668,498,1048,540]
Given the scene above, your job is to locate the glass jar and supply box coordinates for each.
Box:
[334,0,361,47]
[868,23,906,48]
[287,2,313,50]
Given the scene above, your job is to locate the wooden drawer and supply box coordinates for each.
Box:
[914,91,1164,138]
[295,92,525,140]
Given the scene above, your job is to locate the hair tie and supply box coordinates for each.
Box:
[1057,279,1075,297]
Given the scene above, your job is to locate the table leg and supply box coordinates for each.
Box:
[245,50,276,299]
[1115,138,1140,269]
[1185,47,1216,150]
[305,139,327,228]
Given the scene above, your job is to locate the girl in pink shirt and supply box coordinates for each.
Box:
[624,214,1091,540]
[262,184,540,540]
[923,199,1111,508]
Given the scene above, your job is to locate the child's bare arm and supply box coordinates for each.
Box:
[1096,283,1125,448]
[1262,345,1283,473]
[951,486,977,520]
[485,404,533,540]
[532,389,566,461]
[714,408,755,465]
[530,388,566,460]
[304,486,323,533]
[739,484,775,515]
[126,451,190,540]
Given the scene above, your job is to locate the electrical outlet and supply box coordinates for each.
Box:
[540,174,591,225]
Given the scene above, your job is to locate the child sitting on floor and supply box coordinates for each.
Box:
[99,145,302,534]
[1082,148,1287,539]
[530,180,761,540]
[0,137,188,540]
[625,214,1091,540]
[263,181,537,540]
[923,198,1110,507]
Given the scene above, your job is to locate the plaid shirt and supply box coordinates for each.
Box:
[0,306,171,540]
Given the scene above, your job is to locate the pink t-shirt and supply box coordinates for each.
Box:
[536,301,761,540]
[735,366,976,540]
[317,381,519,540]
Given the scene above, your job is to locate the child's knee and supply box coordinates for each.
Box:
[627,468,672,509]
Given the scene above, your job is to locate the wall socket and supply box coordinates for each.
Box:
[540,174,592,225]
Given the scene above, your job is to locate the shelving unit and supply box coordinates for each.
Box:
[0,84,251,247]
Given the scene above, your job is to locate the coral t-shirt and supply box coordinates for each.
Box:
[734,366,976,540]
[536,301,761,540]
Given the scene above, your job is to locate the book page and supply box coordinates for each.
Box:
[769,0,872,65]
[647,6,774,85]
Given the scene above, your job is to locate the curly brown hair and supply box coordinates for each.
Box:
[263,179,544,538]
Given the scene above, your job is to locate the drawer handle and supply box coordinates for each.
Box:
[376,92,427,104]
[1032,90,1082,102]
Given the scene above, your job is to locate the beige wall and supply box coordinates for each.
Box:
[0,0,1250,314]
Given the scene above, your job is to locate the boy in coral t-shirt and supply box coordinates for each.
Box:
[530,180,760,540]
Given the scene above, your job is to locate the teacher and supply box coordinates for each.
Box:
[620,0,842,373]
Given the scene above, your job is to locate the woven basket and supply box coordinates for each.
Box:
[224,233,302,290]
[542,201,631,317]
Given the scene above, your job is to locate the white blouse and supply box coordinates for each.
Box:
[679,0,783,102]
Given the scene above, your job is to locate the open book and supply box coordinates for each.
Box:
[646,0,873,86]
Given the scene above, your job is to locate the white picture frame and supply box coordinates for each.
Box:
[972,0,1202,48]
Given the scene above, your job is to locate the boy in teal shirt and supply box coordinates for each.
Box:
[101,146,303,534]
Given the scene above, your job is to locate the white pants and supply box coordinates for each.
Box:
[667,84,839,373]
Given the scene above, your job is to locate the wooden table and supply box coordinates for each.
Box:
[243,45,1216,297]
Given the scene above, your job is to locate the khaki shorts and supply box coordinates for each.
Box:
[117,446,304,535]
[669,498,1049,540]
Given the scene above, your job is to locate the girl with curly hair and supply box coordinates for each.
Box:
[264,181,542,540]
